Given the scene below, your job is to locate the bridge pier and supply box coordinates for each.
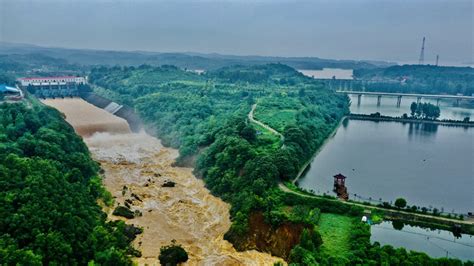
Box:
[456,99,461,107]
[377,95,382,107]
[396,95,402,108]
[357,94,362,106]
[436,98,440,106]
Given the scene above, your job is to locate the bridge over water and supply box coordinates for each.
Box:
[336,90,474,107]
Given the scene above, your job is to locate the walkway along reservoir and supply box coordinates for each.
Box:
[298,98,474,215]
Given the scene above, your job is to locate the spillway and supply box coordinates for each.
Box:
[42,98,131,136]
[42,98,284,265]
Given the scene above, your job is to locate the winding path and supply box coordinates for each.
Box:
[248,103,284,143]
[248,104,474,227]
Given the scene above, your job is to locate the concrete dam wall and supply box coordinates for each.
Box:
[80,92,143,133]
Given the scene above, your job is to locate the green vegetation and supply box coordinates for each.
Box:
[0,103,138,265]
[410,102,441,119]
[89,64,471,265]
[394,198,408,209]
[158,240,189,266]
[353,65,474,96]
[317,214,353,259]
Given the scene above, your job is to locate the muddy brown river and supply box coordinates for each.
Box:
[42,98,283,265]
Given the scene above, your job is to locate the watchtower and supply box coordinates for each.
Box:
[333,173,349,201]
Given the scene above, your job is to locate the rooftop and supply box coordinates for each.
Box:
[18,76,81,81]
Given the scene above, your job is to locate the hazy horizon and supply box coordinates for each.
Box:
[1,0,472,65]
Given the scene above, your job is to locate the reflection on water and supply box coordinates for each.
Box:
[407,122,438,140]
[299,119,474,214]
[371,221,474,261]
[349,95,474,120]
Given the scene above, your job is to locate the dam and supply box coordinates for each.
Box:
[42,98,283,265]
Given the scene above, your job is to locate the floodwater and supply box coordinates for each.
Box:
[43,98,284,265]
[349,94,474,120]
[371,221,474,261]
[42,98,131,136]
[299,68,353,80]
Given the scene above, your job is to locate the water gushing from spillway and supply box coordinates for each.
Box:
[43,98,284,265]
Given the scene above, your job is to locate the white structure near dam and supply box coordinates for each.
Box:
[18,76,86,87]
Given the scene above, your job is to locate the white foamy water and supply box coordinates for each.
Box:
[44,98,284,265]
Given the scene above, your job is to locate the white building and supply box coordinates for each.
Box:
[18,76,86,87]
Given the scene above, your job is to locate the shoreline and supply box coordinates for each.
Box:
[349,114,474,127]
[292,116,347,184]
[43,98,285,265]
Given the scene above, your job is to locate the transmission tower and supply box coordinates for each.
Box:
[435,54,439,66]
[418,37,425,65]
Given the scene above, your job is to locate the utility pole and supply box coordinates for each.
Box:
[418,37,425,65]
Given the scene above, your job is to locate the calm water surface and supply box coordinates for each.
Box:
[299,68,353,80]
[349,94,474,120]
[371,221,474,261]
[299,118,474,214]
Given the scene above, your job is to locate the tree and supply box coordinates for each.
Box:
[158,240,188,266]
[410,102,417,117]
[394,198,407,209]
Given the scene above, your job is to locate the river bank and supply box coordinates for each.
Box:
[42,98,284,265]
[349,113,474,127]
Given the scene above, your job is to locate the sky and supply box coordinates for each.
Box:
[0,0,472,64]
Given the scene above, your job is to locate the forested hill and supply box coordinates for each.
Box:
[0,102,139,265]
[0,42,393,70]
[89,64,470,264]
[353,65,474,96]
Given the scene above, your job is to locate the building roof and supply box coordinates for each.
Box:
[334,173,347,179]
[0,85,20,93]
[18,76,80,81]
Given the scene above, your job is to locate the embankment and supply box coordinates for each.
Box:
[349,113,474,127]
[229,212,312,261]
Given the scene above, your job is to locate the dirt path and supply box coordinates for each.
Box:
[248,103,284,142]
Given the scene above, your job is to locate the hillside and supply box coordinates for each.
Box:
[0,42,393,70]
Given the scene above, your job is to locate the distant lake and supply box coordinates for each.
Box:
[299,68,353,80]
[371,221,474,261]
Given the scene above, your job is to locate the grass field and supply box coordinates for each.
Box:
[252,122,282,152]
[253,97,302,132]
[318,213,354,259]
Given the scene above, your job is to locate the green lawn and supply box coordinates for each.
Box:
[253,96,303,132]
[252,123,282,152]
[255,108,298,132]
[318,213,354,259]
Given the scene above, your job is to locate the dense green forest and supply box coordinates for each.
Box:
[89,64,470,265]
[353,65,474,96]
[0,103,139,265]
